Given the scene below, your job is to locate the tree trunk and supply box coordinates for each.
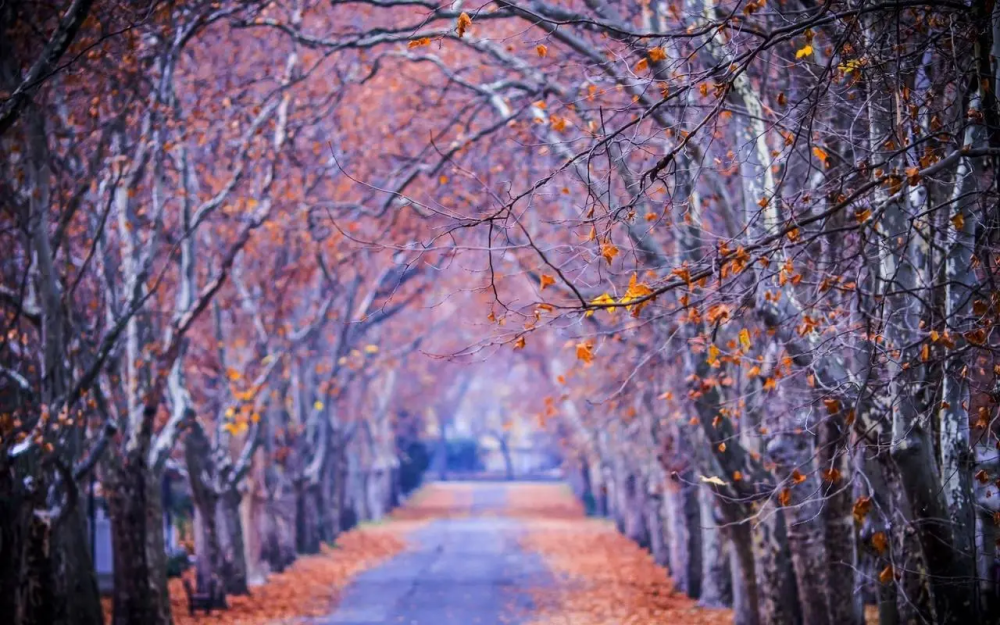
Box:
[294,480,320,555]
[722,508,760,625]
[106,453,173,625]
[218,490,249,594]
[665,476,702,598]
[185,429,226,599]
[646,493,670,567]
[697,486,731,608]
[819,414,862,624]
[751,503,801,625]
[769,432,830,625]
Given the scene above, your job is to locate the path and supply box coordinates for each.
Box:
[318,483,546,625]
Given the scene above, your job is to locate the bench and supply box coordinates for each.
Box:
[182,576,227,615]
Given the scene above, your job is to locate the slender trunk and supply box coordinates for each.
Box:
[698,486,731,607]
[751,503,801,625]
[218,490,248,595]
[819,414,862,624]
[665,476,702,598]
[646,493,669,567]
[185,427,225,599]
[294,480,320,555]
[721,506,760,625]
[769,432,830,625]
[499,438,514,481]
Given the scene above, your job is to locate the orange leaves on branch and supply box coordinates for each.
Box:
[539,274,556,290]
[871,532,889,555]
[536,44,548,57]
[408,37,432,48]
[600,241,619,264]
[576,341,594,364]
[620,273,654,316]
[648,47,667,62]
[811,146,830,167]
[456,12,472,37]
[778,488,792,506]
[852,495,872,523]
[550,115,568,132]
[795,44,813,59]
[879,564,895,585]
[823,397,841,414]
[635,58,649,72]
[822,467,842,483]
[514,336,526,350]
[951,212,965,230]
[790,469,807,485]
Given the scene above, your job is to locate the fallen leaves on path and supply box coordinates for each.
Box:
[102,522,408,625]
[502,483,586,520]
[513,486,732,625]
[389,482,475,520]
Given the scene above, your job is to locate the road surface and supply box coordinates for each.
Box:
[317,484,547,625]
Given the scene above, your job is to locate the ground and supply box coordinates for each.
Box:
[134,482,734,624]
[314,481,732,625]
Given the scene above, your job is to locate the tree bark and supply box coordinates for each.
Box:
[105,452,173,625]
[751,502,801,625]
[768,432,830,625]
[218,490,249,594]
[697,486,731,608]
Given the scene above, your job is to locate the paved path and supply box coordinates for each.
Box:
[318,484,546,625]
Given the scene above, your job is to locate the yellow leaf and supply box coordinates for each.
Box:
[795,44,813,59]
[456,12,472,37]
[314,400,324,411]
[364,344,379,354]
[620,273,655,315]
[699,475,727,486]
[587,293,616,317]
[536,44,548,57]
[739,328,752,351]
[539,274,556,290]
[707,344,721,367]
